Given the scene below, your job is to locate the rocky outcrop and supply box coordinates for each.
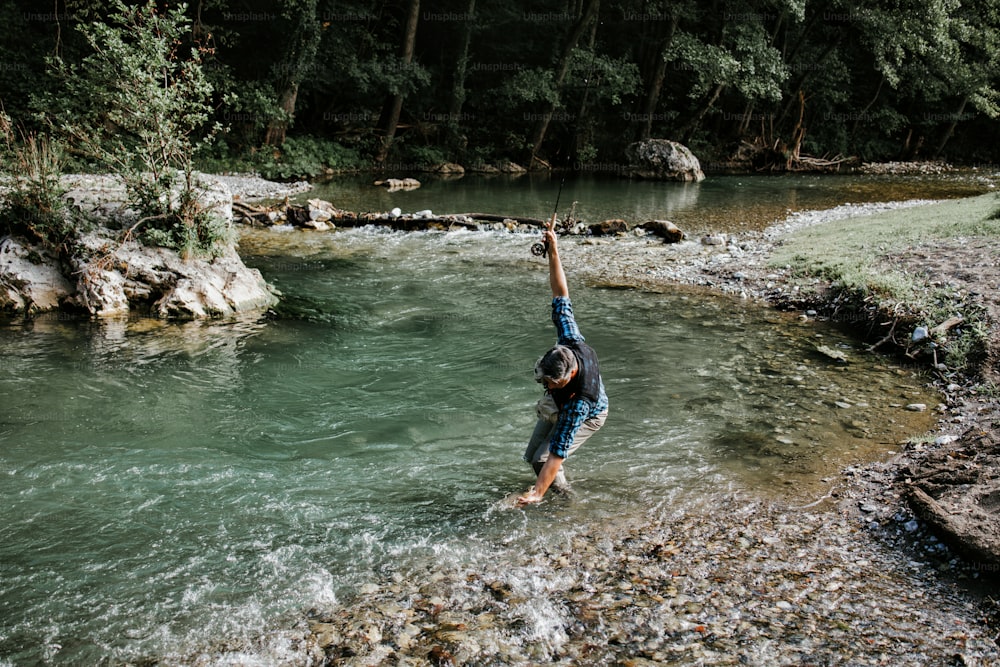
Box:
[638,219,685,243]
[1,173,278,319]
[588,219,629,236]
[625,139,706,182]
[0,237,75,312]
[64,232,278,318]
[373,177,421,191]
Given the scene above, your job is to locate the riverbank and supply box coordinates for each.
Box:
[561,194,1000,570]
[211,190,1000,665]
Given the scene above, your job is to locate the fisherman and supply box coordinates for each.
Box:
[516,227,609,506]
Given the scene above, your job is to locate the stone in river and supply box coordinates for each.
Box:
[815,344,848,363]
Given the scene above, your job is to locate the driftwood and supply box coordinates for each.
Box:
[931,315,964,338]
[459,213,547,227]
[233,200,277,225]
[232,199,689,240]
[908,485,1000,567]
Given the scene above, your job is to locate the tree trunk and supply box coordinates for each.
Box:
[933,95,968,158]
[849,75,885,146]
[679,82,724,145]
[264,83,299,147]
[526,0,601,168]
[636,12,679,141]
[376,0,421,164]
[193,0,205,39]
[263,0,320,147]
[572,16,600,158]
[786,90,806,169]
[446,0,476,146]
[776,35,840,131]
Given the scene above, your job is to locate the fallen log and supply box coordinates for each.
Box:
[459,213,547,227]
[231,198,687,238]
[908,484,1000,568]
[233,200,277,226]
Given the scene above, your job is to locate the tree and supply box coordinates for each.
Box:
[525,0,601,168]
[49,0,230,255]
[446,0,477,151]
[376,0,421,163]
[264,0,322,146]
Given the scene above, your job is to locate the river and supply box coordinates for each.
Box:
[0,172,994,665]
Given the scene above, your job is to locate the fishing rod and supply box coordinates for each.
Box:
[531,178,565,258]
[529,44,598,258]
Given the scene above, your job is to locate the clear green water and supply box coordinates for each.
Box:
[0,176,957,665]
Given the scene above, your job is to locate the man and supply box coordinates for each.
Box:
[516,227,609,507]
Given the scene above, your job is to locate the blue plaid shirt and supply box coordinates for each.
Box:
[547,296,609,458]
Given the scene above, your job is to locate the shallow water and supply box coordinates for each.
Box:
[0,225,940,665]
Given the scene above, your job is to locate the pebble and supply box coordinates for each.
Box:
[277,496,1000,667]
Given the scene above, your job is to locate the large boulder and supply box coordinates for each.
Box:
[638,220,685,243]
[625,139,706,182]
[2,173,278,319]
[66,232,278,319]
[0,237,75,313]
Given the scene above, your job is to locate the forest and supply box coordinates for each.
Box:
[1,0,999,180]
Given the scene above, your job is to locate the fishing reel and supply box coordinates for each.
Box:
[530,240,548,257]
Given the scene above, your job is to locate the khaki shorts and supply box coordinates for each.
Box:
[523,394,607,469]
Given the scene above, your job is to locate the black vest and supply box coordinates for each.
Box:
[549,342,602,408]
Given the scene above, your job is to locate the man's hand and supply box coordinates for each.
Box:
[515,488,544,507]
[515,455,563,507]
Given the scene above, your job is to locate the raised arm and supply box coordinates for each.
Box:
[545,229,569,298]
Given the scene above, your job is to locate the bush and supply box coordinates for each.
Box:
[256,136,364,180]
[50,0,231,256]
[398,143,450,168]
[0,111,72,248]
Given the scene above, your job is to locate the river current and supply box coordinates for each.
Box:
[0,173,985,664]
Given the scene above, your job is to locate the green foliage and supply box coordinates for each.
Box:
[255,136,364,180]
[49,0,230,256]
[0,111,72,247]
[398,143,449,168]
[4,0,1000,169]
[771,194,1000,373]
[974,380,1000,399]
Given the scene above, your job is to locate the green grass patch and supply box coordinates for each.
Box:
[771,194,1000,303]
[770,193,1000,371]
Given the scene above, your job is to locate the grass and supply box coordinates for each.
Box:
[771,193,1000,300]
[769,192,1000,371]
